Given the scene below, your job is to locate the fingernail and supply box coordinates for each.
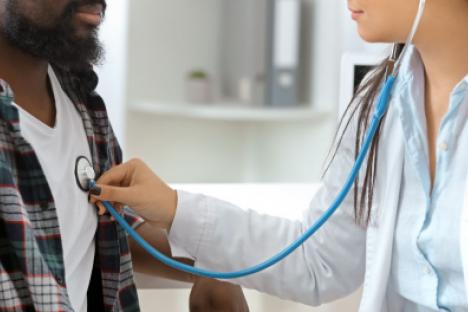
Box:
[89,186,102,196]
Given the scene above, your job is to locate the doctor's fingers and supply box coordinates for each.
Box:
[96,162,134,187]
[90,184,137,207]
[97,158,153,188]
[96,201,124,218]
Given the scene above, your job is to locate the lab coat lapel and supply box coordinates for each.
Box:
[459,81,468,299]
[460,170,468,299]
[359,106,405,312]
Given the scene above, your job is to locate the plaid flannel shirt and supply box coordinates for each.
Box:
[0,65,144,311]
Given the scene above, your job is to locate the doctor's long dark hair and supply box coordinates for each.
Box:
[325,44,405,227]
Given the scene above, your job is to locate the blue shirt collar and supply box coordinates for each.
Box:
[394,45,468,96]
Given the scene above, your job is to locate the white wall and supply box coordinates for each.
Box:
[96,0,389,180]
[95,0,129,146]
[126,0,223,103]
[124,0,346,184]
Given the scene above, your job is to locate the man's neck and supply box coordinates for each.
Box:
[0,36,55,127]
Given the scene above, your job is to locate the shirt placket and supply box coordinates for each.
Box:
[417,83,466,311]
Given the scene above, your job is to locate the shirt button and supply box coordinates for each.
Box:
[438,142,449,151]
[423,266,432,275]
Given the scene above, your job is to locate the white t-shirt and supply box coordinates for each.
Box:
[13,66,98,312]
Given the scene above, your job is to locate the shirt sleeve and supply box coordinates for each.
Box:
[123,206,146,230]
[168,190,215,260]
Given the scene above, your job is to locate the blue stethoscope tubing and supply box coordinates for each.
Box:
[96,74,396,280]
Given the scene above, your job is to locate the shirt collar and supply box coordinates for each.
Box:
[0,79,15,102]
[394,45,468,95]
[462,74,468,89]
[391,45,426,120]
[453,76,467,96]
[0,79,19,128]
[393,45,425,91]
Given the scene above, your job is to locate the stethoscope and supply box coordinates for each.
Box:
[75,156,96,192]
[75,0,426,280]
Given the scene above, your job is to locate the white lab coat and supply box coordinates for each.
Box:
[168,81,468,311]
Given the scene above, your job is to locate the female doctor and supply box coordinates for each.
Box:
[90,0,468,311]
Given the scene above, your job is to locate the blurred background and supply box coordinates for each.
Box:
[96,0,389,310]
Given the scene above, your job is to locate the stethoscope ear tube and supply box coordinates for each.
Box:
[392,0,426,76]
[375,75,395,119]
[95,75,396,279]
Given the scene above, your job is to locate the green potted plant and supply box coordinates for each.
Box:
[186,69,212,103]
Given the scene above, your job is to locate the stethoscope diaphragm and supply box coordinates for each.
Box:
[75,156,96,192]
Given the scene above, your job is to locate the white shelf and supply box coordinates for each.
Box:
[130,100,332,122]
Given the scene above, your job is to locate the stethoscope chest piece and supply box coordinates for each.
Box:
[75,156,96,192]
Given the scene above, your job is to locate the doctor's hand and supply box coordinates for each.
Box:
[90,159,178,230]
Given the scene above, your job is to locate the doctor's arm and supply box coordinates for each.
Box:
[91,120,366,306]
[91,162,366,306]
[127,220,250,311]
[129,222,193,282]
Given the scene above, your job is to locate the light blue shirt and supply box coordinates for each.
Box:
[389,46,468,311]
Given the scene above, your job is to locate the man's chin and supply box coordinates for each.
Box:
[3,1,103,71]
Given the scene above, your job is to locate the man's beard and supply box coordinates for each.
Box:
[3,0,104,71]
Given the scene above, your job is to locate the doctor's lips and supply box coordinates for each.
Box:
[349,8,364,21]
[75,4,104,27]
